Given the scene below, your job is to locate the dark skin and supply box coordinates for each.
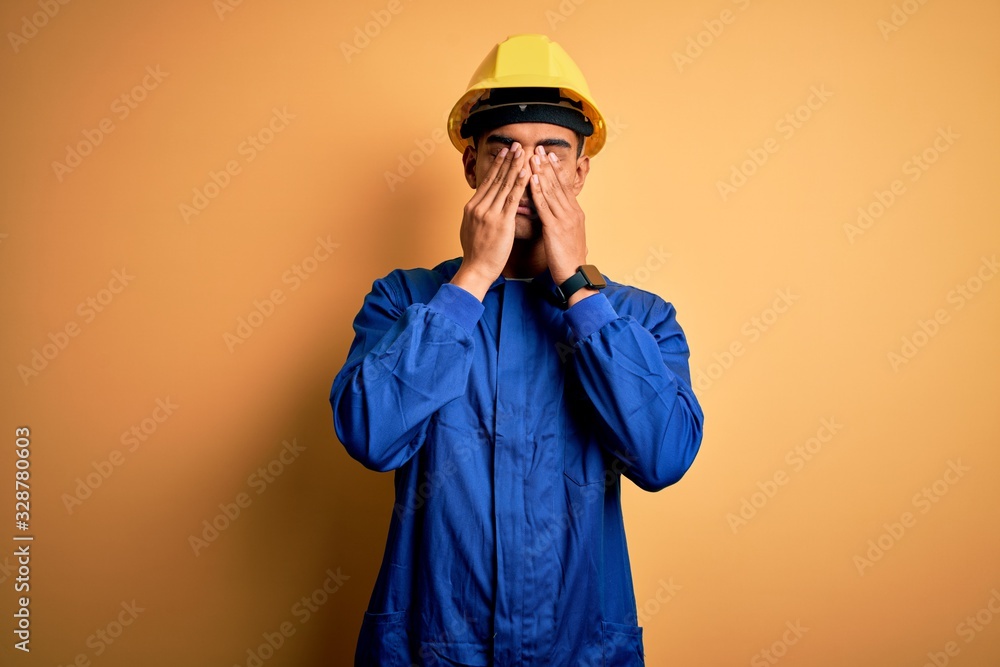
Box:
[450,122,596,307]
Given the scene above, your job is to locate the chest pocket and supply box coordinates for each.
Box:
[561,375,611,486]
[563,426,611,487]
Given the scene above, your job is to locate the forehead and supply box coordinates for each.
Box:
[480,122,577,148]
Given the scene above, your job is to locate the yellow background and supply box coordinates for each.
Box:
[1,0,998,665]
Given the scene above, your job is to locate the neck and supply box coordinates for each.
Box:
[502,238,547,279]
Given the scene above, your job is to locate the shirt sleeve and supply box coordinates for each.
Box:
[330,276,484,472]
[563,291,705,492]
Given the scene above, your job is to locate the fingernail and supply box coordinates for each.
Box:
[533,155,541,166]
[548,153,557,163]
[515,148,523,158]
[532,174,539,184]
[500,147,508,157]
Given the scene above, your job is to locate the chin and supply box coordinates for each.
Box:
[513,215,542,240]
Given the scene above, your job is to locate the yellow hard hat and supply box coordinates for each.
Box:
[447,34,607,158]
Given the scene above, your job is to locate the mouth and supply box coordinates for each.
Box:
[517,200,537,218]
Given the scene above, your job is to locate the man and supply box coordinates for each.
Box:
[331,34,704,666]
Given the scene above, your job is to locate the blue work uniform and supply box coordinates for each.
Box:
[330,257,704,666]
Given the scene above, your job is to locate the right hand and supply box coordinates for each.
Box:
[451,142,530,300]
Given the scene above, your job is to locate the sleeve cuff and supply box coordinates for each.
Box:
[564,292,619,340]
[426,282,485,334]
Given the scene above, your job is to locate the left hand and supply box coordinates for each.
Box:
[527,145,588,287]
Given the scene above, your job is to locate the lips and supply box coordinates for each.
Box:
[517,199,537,216]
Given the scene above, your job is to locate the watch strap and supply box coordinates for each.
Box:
[554,265,605,308]
[556,271,590,304]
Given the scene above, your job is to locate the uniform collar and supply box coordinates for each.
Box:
[446,258,562,306]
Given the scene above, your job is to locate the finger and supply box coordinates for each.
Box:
[499,163,531,216]
[528,169,556,223]
[486,145,526,211]
[478,142,519,210]
[529,159,564,222]
[539,148,573,211]
[469,144,514,208]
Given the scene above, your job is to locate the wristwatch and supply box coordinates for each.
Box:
[554,264,606,308]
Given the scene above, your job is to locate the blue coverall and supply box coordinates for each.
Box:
[331,257,704,666]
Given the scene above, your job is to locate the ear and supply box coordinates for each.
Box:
[462,144,478,189]
[570,154,590,196]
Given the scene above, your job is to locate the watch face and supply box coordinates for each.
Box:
[580,264,607,289]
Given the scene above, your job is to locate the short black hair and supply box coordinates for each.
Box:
[473,130,586,158]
